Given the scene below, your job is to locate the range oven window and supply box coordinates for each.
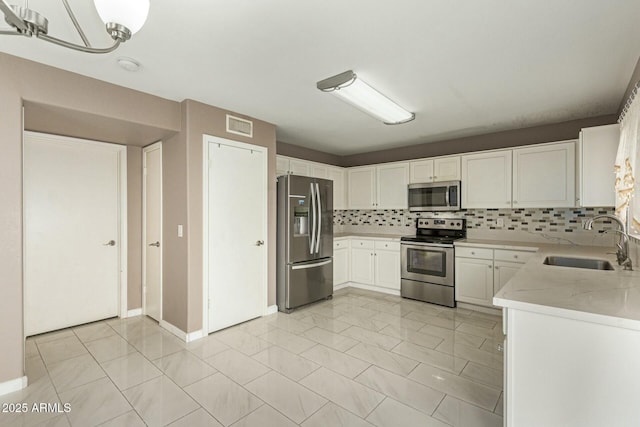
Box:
[406,248,446,277]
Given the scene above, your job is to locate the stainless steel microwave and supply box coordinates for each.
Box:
[408,181,461,212]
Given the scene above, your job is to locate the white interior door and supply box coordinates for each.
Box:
[143,143,162,321]
[207,137,266,332]
[24,132,123,336]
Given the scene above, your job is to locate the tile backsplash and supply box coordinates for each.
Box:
[334,207,617,245]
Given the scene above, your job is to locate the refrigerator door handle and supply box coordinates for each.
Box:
[315,182,321,254]
[309,182,316,254]
[291,259,332,270]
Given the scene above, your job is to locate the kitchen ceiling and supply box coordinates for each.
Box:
[2,0,640,155]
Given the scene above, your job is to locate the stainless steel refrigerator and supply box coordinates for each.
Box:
[277,175,333,313]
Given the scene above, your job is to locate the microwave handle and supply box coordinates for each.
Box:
[445,187,450,206]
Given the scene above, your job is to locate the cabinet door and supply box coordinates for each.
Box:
[494,261,522,298]
[409,160,434,183]
[376,162,409,209]
[276,155,290,176]
[328,167,346,210]
[374,249,400,290]
[512,141,575,208]
[434,156,461,181]
[348,166,376,209]
[289,159,310,176]
[334,247,350,286]
[455,257,494,306]
[310,163,328,179]
[350,247,375,285]
[462,150,512,209]
[579,124,620,207]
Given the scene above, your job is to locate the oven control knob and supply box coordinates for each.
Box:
[450,222,454,226]
[457,222,461,226]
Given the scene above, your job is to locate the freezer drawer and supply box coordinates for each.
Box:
[278,258,333,312]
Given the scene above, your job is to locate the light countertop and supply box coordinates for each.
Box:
[486,241,640,330]
[455,239,540,251]
[334,233,408,240]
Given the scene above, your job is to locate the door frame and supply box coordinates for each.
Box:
[22,131,129,322]
[142,141,163,320]
[202,134,268,334]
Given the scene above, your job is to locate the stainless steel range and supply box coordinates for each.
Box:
[400,217,466,307]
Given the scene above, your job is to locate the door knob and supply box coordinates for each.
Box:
[256,240,264,246]
[149,241,160,247]
[103,240,116,246]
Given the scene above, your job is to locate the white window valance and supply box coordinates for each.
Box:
[615,89,640,234]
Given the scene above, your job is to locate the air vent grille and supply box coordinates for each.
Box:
[226,115,253,138]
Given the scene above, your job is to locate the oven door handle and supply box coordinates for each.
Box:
[401,242,454,249]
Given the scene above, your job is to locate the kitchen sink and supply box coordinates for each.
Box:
[543,256,614,271]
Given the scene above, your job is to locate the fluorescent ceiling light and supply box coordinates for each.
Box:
[317,70,415,125]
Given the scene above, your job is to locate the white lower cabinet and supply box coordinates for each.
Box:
[373,241,401,290]
[455,257,494,306]
[350,240,375,285]
[333,239,350,286]
[334,237,401,292]
[455,245,535,307]
[503,308,640,426]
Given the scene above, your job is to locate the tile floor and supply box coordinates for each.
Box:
[1,287,504,427]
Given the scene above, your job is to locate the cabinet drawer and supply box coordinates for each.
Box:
[351,239,375,250]
[333,240,349,250]
[374,240,400,251]
[494,249,534,263]
[455,247,493,260]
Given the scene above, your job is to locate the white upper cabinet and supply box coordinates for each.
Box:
[276,155,310,176]
[579,124,620,207]
[434,156,461,181]
[310,163,328,179]
[289,159,310,176]
[376,162,409,209]
[348,163,409,209]
[512,141,575,208]
[410,159,435,183]
[276,156,290,176]
[409,156,460,183]
[462,150,512,209]
[348,166,377,209]
[328,167,347,210]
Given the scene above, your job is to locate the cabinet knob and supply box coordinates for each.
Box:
[488,265,492,269]
[495,266,499,269]
[514,255,518,259]
[433,176,437,179]
[471,251,475,255]
[513,201,518,204]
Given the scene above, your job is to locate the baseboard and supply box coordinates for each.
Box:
[457,302,502,316]
[337,282,401,296]
[0,376,27,397]
[186,330,205,343]
[160,320,204,343]
[264,305,278,315]
[127,308,142,318]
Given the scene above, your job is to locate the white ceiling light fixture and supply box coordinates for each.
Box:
[0,0,149,54]
[117,57,141,72]
[317,70,415,125]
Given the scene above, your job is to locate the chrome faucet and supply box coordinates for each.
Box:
[583,214,633,271]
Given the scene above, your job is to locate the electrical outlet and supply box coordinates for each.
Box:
[496,218,504,227]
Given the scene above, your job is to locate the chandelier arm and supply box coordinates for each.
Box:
[0,0,27,32]
[37,33,120,54]
[61,0,90,47]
